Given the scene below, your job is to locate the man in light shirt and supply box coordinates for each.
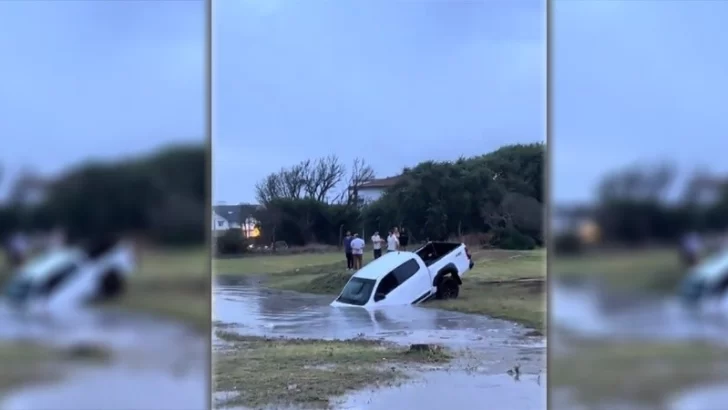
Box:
[371,231,383,259]
[350,233,365,269]
[387,230,399,252]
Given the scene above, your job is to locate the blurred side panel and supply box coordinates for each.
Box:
[550,1,728,410]
[0,1,209,409]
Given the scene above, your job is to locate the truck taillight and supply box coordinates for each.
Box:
[465,246,471,260]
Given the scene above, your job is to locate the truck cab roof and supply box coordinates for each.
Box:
[17,248,86,282]
[689,249,728,285]
[350,251,418,280]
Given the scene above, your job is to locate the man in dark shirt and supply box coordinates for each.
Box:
[399,227,410,251]
[343,231,354,270]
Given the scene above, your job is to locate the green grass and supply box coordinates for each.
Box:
[213,329,451,409]
[551,338,728,409]
[432,249,545,332]
[552,248,685,293]
[107,247,209,331]
[215,252,343,275]
[215,249,546,333]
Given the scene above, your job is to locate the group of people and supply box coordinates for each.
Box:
[343,227,410,271]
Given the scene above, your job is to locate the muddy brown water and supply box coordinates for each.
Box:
[0,303,207,410]
[213,276,547,410]
[551,280,728,410]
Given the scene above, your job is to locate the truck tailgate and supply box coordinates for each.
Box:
[428,244,472,278]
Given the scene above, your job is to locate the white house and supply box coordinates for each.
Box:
[212,212,230,232]
[212,206,261,238]
[350,176,401,203]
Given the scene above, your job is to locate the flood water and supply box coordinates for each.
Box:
[551,280,728,410]
[0,302,207,410]
[213,278,546,410]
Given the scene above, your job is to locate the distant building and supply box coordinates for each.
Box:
[212,212,230,232]
[212,204,262,238]
[350,176,402,203]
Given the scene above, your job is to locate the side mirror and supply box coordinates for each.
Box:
[374,293,386,302]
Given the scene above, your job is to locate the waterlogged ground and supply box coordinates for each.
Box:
[0,302,207,410]
[551,280,728,410]
[213,277,546,410]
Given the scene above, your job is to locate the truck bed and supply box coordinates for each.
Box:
[415,242,461,267]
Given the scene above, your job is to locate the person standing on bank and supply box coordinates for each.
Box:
[399,227,409,251]
[343,231,354,270]
[371,231,383,259]
[387,230,399,253]
[350,233,365,269]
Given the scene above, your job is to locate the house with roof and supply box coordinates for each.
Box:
[212,203,262,238]
[212,211,230,232]
[350,176,402,203]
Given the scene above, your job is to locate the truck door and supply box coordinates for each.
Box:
[373,258,430,305]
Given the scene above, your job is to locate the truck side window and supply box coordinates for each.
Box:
[375,259,420,296]
[392,259,419,284]
[39,263,78,295]
[376,272,399,296]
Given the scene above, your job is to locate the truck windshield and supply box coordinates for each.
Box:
[336,277,376,306]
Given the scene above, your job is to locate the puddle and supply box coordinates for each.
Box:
[551,280,728,410]
[0,303,207,410]
[213,278,546,409]
[551,281,728,344]
[337,372,544,409]
[669,383,728,410]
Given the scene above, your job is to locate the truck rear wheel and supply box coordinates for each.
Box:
[99,270,126,299]
[437,277,460,300]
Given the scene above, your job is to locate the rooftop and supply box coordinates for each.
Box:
[353,176,402,190]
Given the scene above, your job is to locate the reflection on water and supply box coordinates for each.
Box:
[213,280,546,410]
[669,383,728,410]
[552,281,728,344]
[0,303,207,410]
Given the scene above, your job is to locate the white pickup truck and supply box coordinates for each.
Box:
[331,241,474,308]
[2,239,136,311]
[679,248,728,304]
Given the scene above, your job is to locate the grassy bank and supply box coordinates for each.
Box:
[551,338,728,409]
[213,329,450,409]
[215,248,546,333]
[552,248,684,293]
[107,247,209,331]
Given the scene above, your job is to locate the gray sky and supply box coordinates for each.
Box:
[213,0,546,203]
[0,1,204,198]
[553,0,728,204]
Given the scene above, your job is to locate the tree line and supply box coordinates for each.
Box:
[0,144,206,246]
[220,143,545,254]
[555,163,728,253]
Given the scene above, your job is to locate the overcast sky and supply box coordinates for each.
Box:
[0,1,204,198]
[213,0,546,203]
[553,0,728,204]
